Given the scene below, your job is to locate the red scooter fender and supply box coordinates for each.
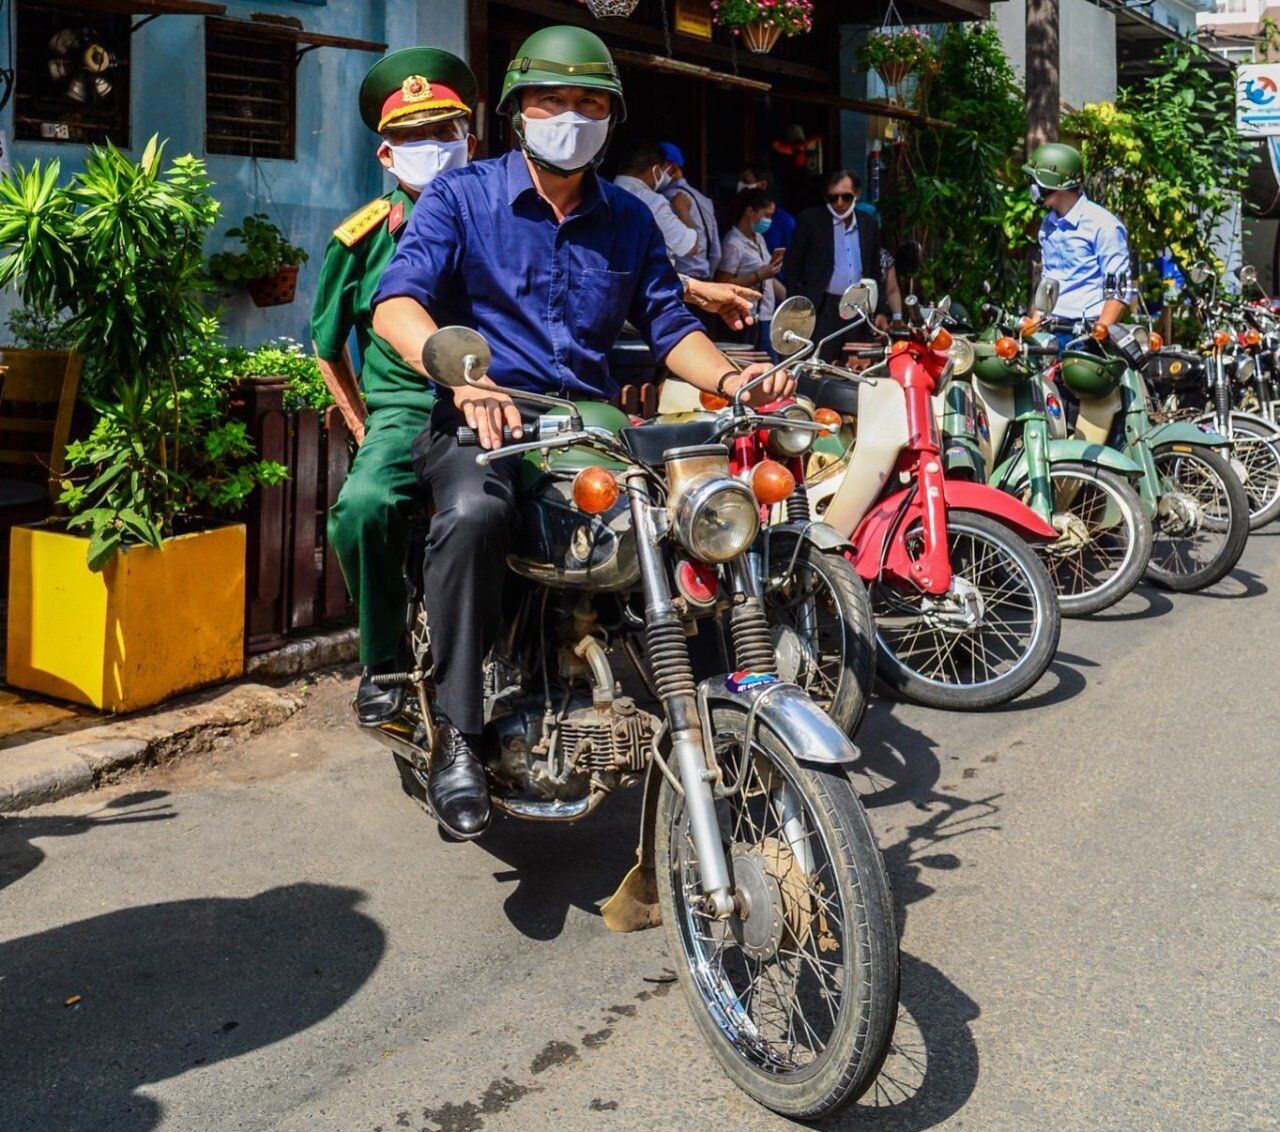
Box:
[850,480,1059,591]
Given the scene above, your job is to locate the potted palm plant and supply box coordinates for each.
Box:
[209,213,309,307]
[0,138,286,711]
[711,0,814,55]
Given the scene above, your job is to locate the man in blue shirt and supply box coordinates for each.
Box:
[1024,142,1130,336]
[371,25,790,837]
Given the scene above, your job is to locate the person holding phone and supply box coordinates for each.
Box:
[715,187,786,354]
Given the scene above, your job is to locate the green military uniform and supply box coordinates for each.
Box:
[316,47,477,669]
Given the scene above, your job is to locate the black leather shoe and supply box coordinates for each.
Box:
[428,724,491,840]
[356,665,405,726]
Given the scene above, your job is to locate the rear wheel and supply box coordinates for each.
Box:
[1145,445,1250,592]
[871,510,1062,710]
[762,535,875,736]
[1033,462,1153,617]
[656,701,899,1119]
[1225,417,1280,530]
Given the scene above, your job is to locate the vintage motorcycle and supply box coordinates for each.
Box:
[1051,317,1251,591]
[1144,261,1280,530]
[366,326,899,1119]
[942,278,1154,616]
[771,287,1064,711]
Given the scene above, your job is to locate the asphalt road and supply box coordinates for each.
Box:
[2,537,1279,1132]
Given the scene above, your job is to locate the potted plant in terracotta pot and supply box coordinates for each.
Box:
[856,25,936,100]
[712,0,813,55]
[209,212,309,307]
[0,138,287,711]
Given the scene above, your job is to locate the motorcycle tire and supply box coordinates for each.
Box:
[761,534,875,737]
[1145,444,1250,592]
[871,510,1062,711]
[1035,462,1153,617]
[1227,418,1280,530]
[655,700,899,1120]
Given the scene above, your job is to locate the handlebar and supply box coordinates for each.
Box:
[457,425,522,446]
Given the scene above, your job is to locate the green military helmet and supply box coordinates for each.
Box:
[359,47,478,135]
[1021,141,1084,191]
[1058,349,1125,398]
[972,327,1027,389]
[498,25,626,122]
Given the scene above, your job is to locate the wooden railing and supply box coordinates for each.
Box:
[229,378,354,655]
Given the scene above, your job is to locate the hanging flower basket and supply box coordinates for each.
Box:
[856,26,936,102]
[713,0,814,54]
[742,18,784,54]
[580,0,640,17]
[876,60,913,89]
[247,263,299,308]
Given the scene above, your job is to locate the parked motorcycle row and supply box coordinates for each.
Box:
[361,265,1271,1121]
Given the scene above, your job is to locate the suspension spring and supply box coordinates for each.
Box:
[1215,370,1233,430]
[785,481,811,523]
[645,611,697,700]
[729,597,778,674]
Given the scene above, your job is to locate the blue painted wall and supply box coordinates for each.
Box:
[0,0,468,347]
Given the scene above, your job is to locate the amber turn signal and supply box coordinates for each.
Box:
[814,407,841,435]
[1148,331,1164,352]
[931,327,953,351]
[572,466,620,515]
[1092,323,1110,341]
[1213,329,1231,350]
[751,460,795,506]
[700,389,730,411]
[1244,329,1262,348]
[1018,314,1041,336]
[994,335,1019,360]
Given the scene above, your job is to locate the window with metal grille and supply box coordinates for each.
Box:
[205,18,297,160]
[14,3,131,146]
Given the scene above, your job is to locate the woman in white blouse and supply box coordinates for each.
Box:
[715,188,786,356]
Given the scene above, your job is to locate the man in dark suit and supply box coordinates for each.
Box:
[783,170,883,360]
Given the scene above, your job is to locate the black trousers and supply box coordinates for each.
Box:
[815,292,876,362]
[410,400,520,736]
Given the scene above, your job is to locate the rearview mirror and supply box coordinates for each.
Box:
[1188,261,1211,285]
[838,279,879,321]
[769,296,817,357]
[1240,264,1260,290]
[422,326,491,388]
[1033,276,1061,315]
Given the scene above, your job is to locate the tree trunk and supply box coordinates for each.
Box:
[1025,0,1060,153]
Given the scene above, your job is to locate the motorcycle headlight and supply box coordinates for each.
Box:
[768,402,816,458]
[674,476,760,563]
[948,336,975,377]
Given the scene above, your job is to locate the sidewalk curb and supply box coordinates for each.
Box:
[245,627,359,681]
[0,683,302,814]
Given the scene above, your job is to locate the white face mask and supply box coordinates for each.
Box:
[652,165,672,192]
[385,138,468,192]
[1029,182,1045,205]
[520,110,610,173]
[737,180,758,192]
[827,201,856,221]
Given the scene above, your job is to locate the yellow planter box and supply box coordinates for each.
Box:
[7,524,246,712]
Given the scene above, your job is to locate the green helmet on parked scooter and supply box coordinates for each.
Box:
[1021,142,1085,191]
[1058,348,1125,398]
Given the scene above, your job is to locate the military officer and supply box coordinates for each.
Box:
[312,47,478,724]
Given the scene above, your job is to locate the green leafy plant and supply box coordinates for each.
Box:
[879,21,1030,313]
[856,27,937,77]
[1063,43,1253,304]
[237,337,333,411]
[0,138,285,569]
[3,306,75,351]
[710,0,813,35]
[208,212,308,289]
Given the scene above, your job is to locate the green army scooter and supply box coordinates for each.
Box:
[937,280,1153,616]
[1049,314,1250,591]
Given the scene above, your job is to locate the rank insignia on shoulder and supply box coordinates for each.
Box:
[334,198,392,248]
[387,199,405,235]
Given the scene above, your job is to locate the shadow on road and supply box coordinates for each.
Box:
[0,882,384,1131]
[0,790,175,896]
[854,700,944,808]
[1190,567,1268,601]
[1089,584,1174,623]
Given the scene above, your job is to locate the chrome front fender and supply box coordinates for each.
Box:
[698,675,860,766]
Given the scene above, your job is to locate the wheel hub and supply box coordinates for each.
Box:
[770,624,810,684]
[1230,454,1250,486]
[1046,510,1091,556]
[1157,491,1201,536]
[920,576,984,634]
[729,844,786,960]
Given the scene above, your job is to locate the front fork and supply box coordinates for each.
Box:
[1118,370,1165,511]
[626,473,735,919]
[1213,353,1234,440]
[1021,416,1054,522]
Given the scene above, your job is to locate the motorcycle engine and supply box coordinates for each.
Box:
[487,694,657,803]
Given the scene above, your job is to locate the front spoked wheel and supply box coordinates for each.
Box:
[656,702,899,1120]
[871,510,1061,710]
[1145,444,1250,592]
[1226,418,1280,530]
[1033,462,1153,617]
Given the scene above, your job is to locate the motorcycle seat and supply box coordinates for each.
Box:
[618,418,721,465]
[798,373,859,418]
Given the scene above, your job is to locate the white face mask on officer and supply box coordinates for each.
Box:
[383,138,469,192]
[652,165,672,192]
[521,110,610,173]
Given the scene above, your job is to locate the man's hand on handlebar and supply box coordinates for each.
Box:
[726,361,796,407]
[453,381,524,450]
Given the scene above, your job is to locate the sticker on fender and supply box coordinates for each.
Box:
[726,670,780,692]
